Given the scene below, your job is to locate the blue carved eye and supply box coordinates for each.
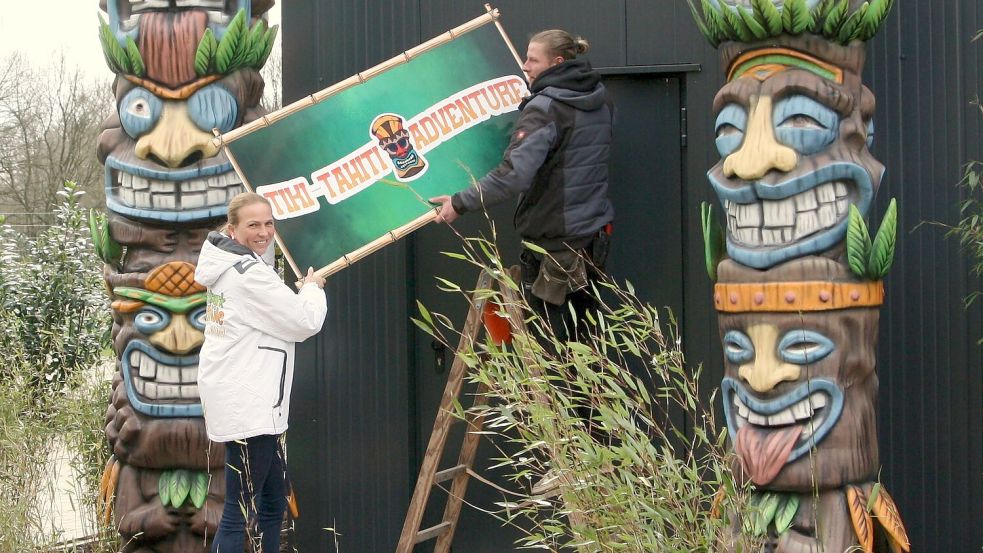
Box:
[134,306,171,334]
[723,330,754,365]
[714,103,747,158]
[778,329,835,364]
[119,88,162,138]
[865,119,875,148]
[189,306,207,331]
[187,85,238,134]
[772,95,838,155]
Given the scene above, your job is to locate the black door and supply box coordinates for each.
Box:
[407,73,685,552]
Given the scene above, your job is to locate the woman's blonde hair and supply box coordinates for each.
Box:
[227,192,270,227]
[530,29,590,61]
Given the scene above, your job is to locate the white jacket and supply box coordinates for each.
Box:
[195,232,327,442]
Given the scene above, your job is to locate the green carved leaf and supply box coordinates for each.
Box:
[838,1,869,43]
[195,28,218,76]
[783,0,813,34]
[720,3,755,42]
[230,15,257,69]
[847,204,872,278]
[190,471,209,509]
[868,198,898,279]
[752,0,783,36]
[810,0,834,34]
[701,202,725,282]
[754,492,780,536]
[215,9,247,74]
[102,219,121,266]
[243,19,268,67]
[125,36,145,77]
[98,15,130,74]
[89,209,121,266]
[88,209,102,252]
[257,25,279,68]
[738,6,769,40]
[774,494,800,534]
[743,492,762,535]
[170,469,192,508]
[823,0,850,37]
[687,0,715,44]
[859,0,892,40]
[158,471,172,507]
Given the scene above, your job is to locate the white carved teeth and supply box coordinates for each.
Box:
[115,171,243,210]
[732,393,826,428]
[726,182,854,246]
[128,350,200,401]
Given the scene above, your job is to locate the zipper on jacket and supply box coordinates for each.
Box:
[258,346,288,409]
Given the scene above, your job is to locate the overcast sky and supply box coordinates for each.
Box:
[0,2,280,78]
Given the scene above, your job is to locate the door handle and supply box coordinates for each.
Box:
[431,340,447,374]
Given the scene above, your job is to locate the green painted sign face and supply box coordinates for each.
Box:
[224,19,524,275]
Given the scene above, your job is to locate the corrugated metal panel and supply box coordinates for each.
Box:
[865,1,983,548]
[421,1,627,68]
[287,246,415,553]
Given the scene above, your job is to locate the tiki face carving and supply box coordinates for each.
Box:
[714,257,881,491]
[708,36,883,269]
[98,70,265,223]
[96,1,274,223]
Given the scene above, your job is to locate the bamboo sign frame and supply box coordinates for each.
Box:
[213,5,525,281]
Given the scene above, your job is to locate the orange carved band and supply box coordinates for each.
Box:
[714,280,884,313]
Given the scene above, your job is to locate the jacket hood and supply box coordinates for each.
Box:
[527,58,606,111]
[195,231,256,287]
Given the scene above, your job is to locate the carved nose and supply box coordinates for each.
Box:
[149,314,203,355]
[737,324,801,393]
[723,95,798,181]
[135,102,219,168]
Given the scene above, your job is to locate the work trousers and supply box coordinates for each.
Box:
[211,434,286,553]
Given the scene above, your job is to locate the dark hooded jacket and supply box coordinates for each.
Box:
[451,57,615,250]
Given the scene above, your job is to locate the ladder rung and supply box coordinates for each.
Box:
[433,464,466,485]
[415,521,451,544]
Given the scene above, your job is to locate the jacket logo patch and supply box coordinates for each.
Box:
[234,259,259,274]
[205,291,226,337]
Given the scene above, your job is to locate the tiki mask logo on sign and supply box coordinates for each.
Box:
[371,114,428,181]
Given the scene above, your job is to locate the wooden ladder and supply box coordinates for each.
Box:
[395,268,519,553]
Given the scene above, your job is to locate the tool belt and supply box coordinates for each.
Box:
[522,225,612,306]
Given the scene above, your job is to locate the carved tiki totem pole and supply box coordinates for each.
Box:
[691,1,910,551]
[91,1,278,550]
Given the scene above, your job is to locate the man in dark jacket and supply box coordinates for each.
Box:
[431,29,614,343]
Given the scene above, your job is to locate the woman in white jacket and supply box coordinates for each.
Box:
[195,192,327,553]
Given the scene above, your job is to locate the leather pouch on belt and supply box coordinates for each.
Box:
[531,250,588,306]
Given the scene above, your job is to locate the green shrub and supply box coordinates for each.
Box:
[0,181,116,550]
[415,235,759,552]
[0,181,109,402]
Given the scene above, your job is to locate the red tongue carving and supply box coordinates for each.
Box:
[735,423,804,485]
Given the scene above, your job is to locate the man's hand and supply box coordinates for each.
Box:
[429,195,460,224]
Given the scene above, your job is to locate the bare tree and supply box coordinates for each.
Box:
[0,53,112,234]
[260,36,282,111]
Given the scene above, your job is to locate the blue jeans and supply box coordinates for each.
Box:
[211,434,286,553]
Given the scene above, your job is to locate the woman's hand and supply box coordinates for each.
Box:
[429,195,460,224]
[303,267,325,288]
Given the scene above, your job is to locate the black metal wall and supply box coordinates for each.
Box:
[282,2,983,551]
